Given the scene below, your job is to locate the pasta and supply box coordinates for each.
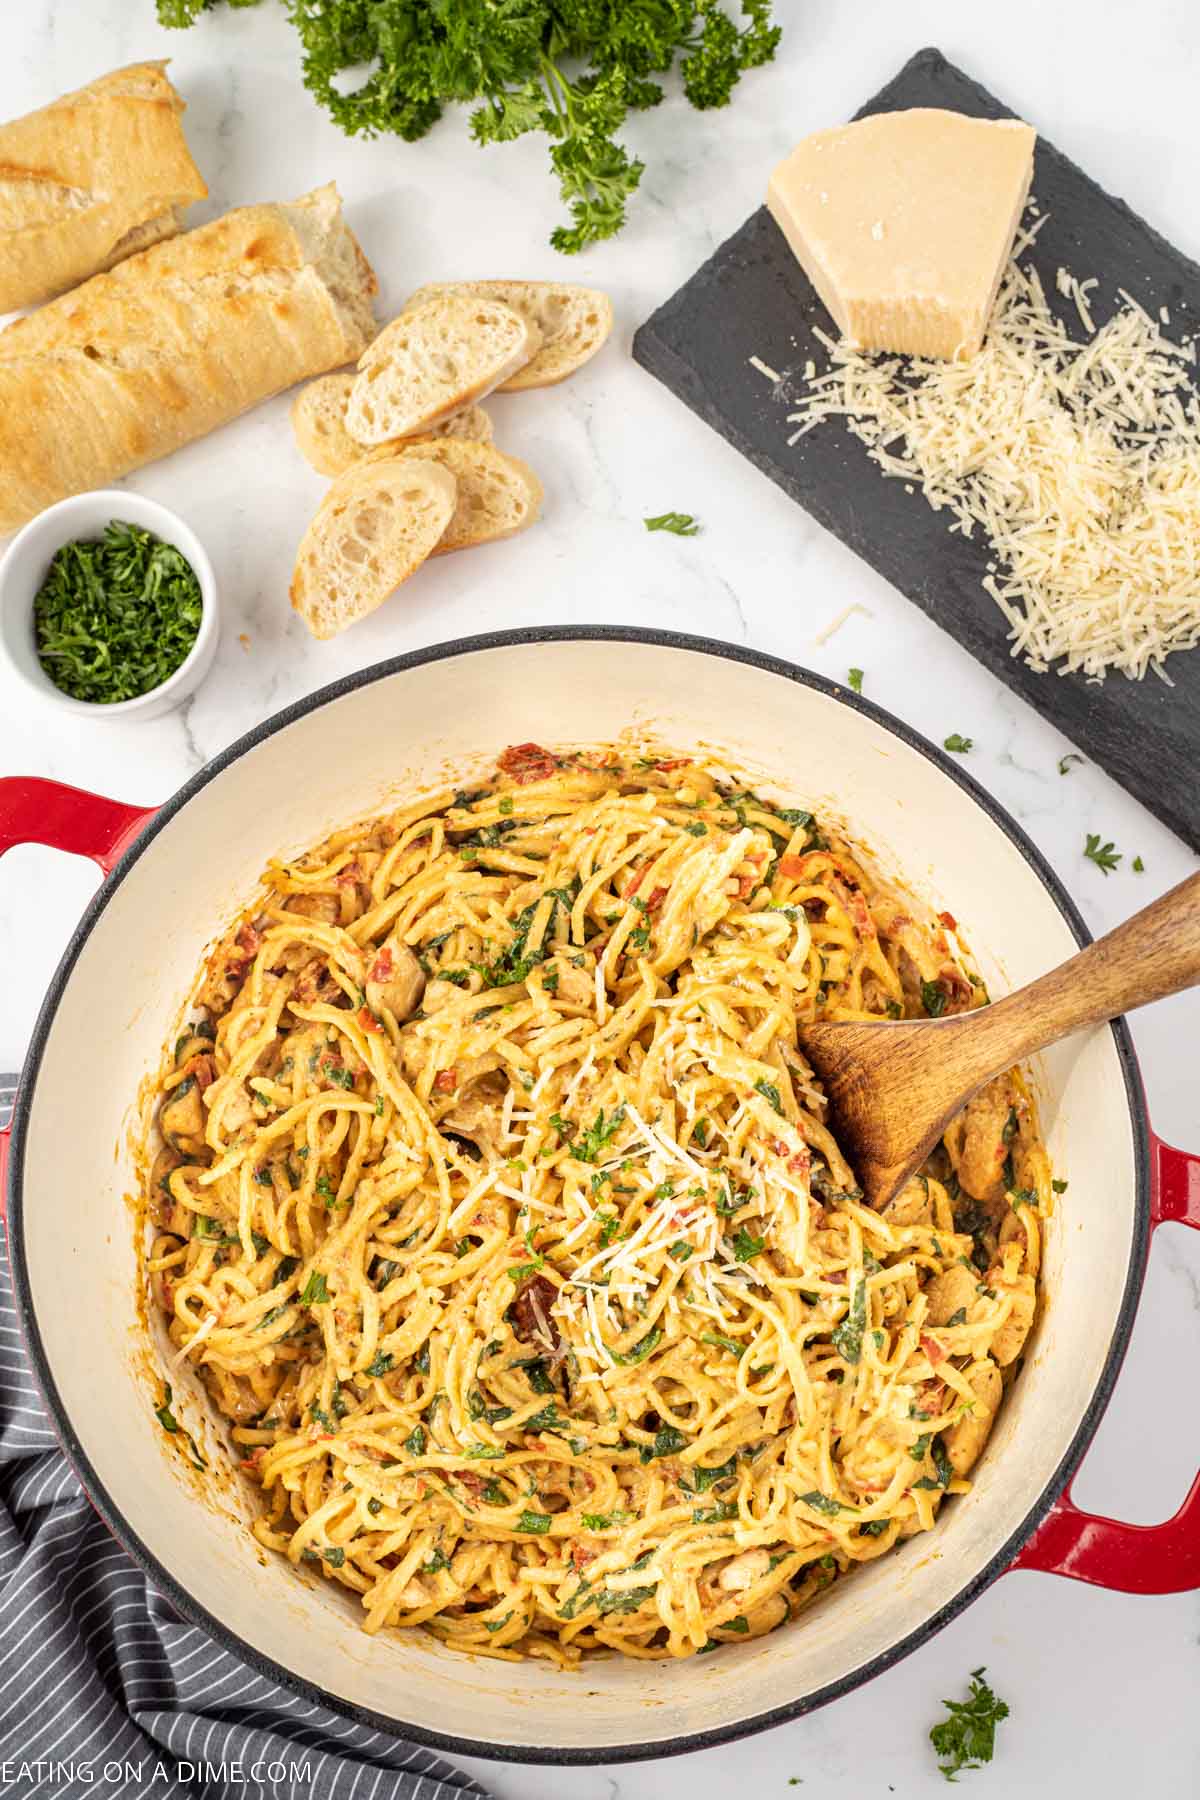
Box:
[143,743,1050,1665]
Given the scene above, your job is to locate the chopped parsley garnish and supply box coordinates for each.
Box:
[557,1104,626,1164]
[639,1425,688,1463]
[731,1226,766,1262]
[798,1490,843,1516]
[754,1077,783,1115]
[405,1424,426,1456]
[848,668,864,694]
[831,1276,866,1364]
[913,1440,954,1492]
[581,1510,632,1530]
[929,1667,1010,1781]
[685,1456,736,1492]
[921,980,949,1018]
[1052,1178,1068,1194]
[645,511,700,536]
[153,1382,206,1470]
[693,1500,738,1524]
[724,1614,750,1632]
[516,1509,553,1534]
[364,1351,395,1377]
[943,734,973,753]
[1133,855,1145,873]
[612,1326,662,1365]
[1084,833,1121,875]
[33,520,203,704]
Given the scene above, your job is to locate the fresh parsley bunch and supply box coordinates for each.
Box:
[156,0,780,251]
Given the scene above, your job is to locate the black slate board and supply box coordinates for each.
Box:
[633,47,1200,851]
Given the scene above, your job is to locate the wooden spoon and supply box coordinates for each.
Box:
[797,870,1200,1210]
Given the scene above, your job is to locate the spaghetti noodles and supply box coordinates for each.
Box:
[143,745,1048,1665]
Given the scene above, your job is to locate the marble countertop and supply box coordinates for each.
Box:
[1,1,1198,1794]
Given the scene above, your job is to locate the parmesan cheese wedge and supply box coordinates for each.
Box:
[767,108,1036,361]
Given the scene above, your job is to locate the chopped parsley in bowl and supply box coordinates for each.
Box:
[34,520,203,704]
[0,490,219,721]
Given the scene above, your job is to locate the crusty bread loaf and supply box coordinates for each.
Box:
[368,438,542,555]
[291,370,493,477]
[0,62,207,312]
[345,293,537,445]
[290,457,457,639]
[0,184,377,536]
[407,280,612,390]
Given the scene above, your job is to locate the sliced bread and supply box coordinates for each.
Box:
[290,457,456,640]
[292,372,493,477]
[407,280,612,390]
[368,437,543,555]
[345,293,538,445]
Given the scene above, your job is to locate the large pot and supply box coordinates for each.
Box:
[3,629,1199,1764]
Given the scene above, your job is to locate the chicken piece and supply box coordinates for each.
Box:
[198,919,263,1012]
[160,1077,205,1153]
[547,954,593,1008]
[285,891,340,926]
[882,1176,933,1229]
[923,1262,979,1327]
[717,1592,787,1638]
[944,1076,1015,1203]
[395,1577,430,1610]
[988,1271,1036,1366]
[365,938,426,1023]
[943,1358,1003,1476]
[209,1079,256,1135]
[718,1548,770,1593]
[291,957,345,1008]
[440,1071,508,1161]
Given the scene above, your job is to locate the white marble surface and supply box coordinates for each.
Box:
[1,0,1198,1792]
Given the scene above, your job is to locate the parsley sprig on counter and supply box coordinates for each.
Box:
[33,521,202,704]
[156,1,780,252]
[929,1667,1010,1781]
[1083,833,1122,875]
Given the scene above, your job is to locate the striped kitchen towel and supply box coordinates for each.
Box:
[0,1083,495,1800]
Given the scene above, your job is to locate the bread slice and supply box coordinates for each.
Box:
[407,280,612,390]
[290,457,456,640]
[345,293,537,445]
[368,438,542,555]
[291,372,493,477]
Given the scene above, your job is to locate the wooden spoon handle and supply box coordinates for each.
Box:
[954,869,1200,1084]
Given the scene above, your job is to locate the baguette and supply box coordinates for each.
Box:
[0,183,377,536]
[369,438,542,555]
[345,292,537,445]
[407,280,612,390]
[0,62,207,312]
[291,371,492,477]
[290,457,457,639]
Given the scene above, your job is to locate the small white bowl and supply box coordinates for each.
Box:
[0,490,219,722]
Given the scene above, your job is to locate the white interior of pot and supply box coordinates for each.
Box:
[17,639,1138,1754]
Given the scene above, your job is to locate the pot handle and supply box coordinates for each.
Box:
[0,775,157,875]
[0,777,157,1203]
[1010,1135,1200,1593]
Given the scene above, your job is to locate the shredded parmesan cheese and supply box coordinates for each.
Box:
[787,229,1200,682]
